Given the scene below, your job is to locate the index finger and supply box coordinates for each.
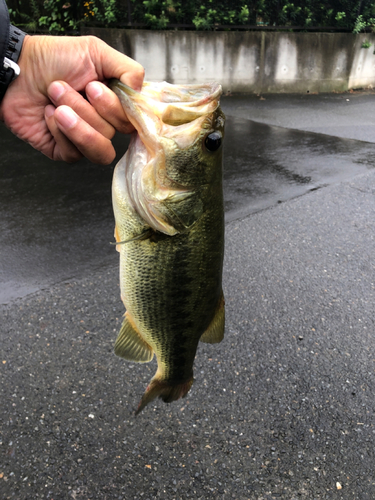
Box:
[85,81,135,135]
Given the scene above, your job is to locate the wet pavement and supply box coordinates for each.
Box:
[0,129,129,305]
[2,91,375,304]
[1,92,375,499]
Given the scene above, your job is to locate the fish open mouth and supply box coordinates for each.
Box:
[111,80,221,123]
[110,80,222,153]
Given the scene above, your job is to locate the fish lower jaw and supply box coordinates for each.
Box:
[135,376,194,415]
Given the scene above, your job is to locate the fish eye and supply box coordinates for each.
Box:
[204,132,222,152]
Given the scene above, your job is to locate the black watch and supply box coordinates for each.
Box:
[0,25,26,102]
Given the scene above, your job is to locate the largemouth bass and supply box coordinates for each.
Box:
[110,79,225,415]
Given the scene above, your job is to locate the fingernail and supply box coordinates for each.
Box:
[48,81,66,101]
[45,105,55,118]
[56,106,78,129]
[87,81,103,99]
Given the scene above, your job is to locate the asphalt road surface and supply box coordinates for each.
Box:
[1,91,375,499]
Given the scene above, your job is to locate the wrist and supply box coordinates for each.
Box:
[0,25,27,103]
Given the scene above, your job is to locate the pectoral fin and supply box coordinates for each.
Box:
[114,226,121,252]
[200,292,225,344]
[115,312,154,363]
[112,228,153,246]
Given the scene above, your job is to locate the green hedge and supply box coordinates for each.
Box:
[6,0,375,34]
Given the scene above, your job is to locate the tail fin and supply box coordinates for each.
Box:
[135,377,194,415]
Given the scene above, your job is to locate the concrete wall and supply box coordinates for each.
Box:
[83,28,375,93]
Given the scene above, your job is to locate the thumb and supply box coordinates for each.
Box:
[91,37,145,91]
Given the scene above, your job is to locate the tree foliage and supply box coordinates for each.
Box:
[6,0,375,33]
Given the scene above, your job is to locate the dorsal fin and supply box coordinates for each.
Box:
[200,292,225,344]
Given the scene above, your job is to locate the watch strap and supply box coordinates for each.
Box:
[0,25,26,102]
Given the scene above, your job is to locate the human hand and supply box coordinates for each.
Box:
[0,35,144,164]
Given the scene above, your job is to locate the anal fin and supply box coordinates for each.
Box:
[200,292,225,344]
[115,312,154,363]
